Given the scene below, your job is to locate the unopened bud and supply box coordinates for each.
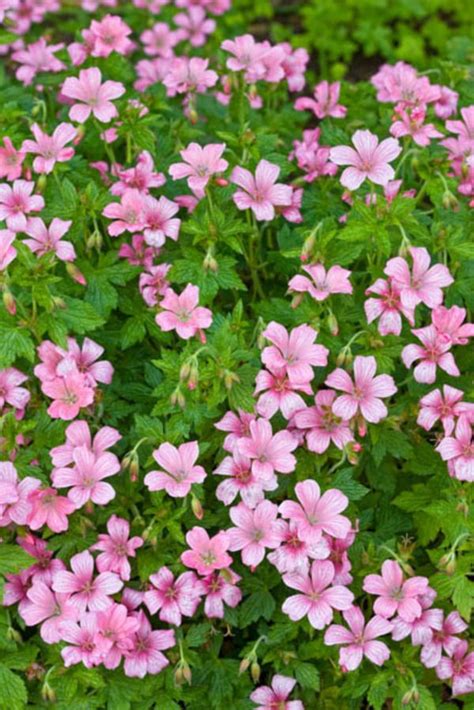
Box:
[37,174,47,192]
[203,251,218,272]
[250,661,260,683]
[74,125,85,144]
[66,263,87,286]
[3,289,16,316]
[445,558,457,575]
[174,666,185,685]
[129,456,139,483]
[290,293,304,309]
[301,234,316,262]
[239,658,250,674]
[52,296,66,309]
[6,627,21,643]
[170,388,186,408]
[327,312,339,336]
[442,191,458,210]
[215,177,229,187]
[41,682,56,703]
[191,495,203,520]
[224,370,240,390]
[180,361,191,381]
[182,663,192,684]
[187,363,199,390]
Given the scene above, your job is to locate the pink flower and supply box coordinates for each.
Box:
[290,128,337,183]
[221,34,271,82]
[181,526,232,576]
[144,566,204,625]
[155,284,212,341]
[52,445,120,508]
[0,367,30,414]
[238,418,298,481]
[324,606,393,671]
[27,487,75,533]
[436,640,474,697]
[364,277,414,336]
[24,217,75,262]
[144,441,206,498]
[0,229,17,271]
[174,7,216,47]
[268,520,330,575]
[17,534,65,586]
[111,150,165,196]
[384,246,453,310]
[52,550,123,612]
[401,325,460,384]
[227,500,285,568]
[58,337,114,386]
[0,180,44,232]
[163,57,218,97]
[214,449,277,508]
[140,22,179,58]
[250,674,304,710]
[279,43,309,92]
[279,480,351,543]
[50,420,121,467]
[202,569,242,619]
[142,195,181,247]
[84,14,133,58]
[20,581,79,643]
[0,137,25,181]
[22,123,76,174]
[391,605,443,646]
[215,409,256,453]
[139,264,171,306]
[325,355,397,424]
[169,142,228,198]
[446,106,474,141]
[421,611,468,668]
[261,322,329,384]
[255,363,312,420]
[436,414,474,482]
[103,189,145,236]
[281,186,303,223]
[432,305,474,346]
[288,263,352,302]
[95,603,140,670]
[390,106,442,146]
[0,462,40,527]
[293,390,354,454]
[282,559,354,629]
[363,560,429,621]
[295,81,346,119]
[230,159,292,221]
[417,386,473,435]
[91,515,143,581]
[330,130,401,190]
[123,611,175,678]
[62,67,125,123]
[119,233,158,268]
[60,612,105,668]
[41,371,95,420]
[12,39,65,86]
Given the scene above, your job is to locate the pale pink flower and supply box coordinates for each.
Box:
[364,277,414,336]
[370,61,440,106]
[174,7,216,47]
[20,581,79,643]
[95,603,140,670]
[52,445,120,507]
[52,550,123,612]
[27,487,75,533]
[279,43,309,92]
[214,449,276,508]
[268,520,330,575]
[363,560,429,621]
[91,515,143,581]
[279,479,351,544]
[324,606,393,671]
[390,106,443,146]
[140,22,179,58]
[293,390,354,454]
[144,566,204,625]
[432,305,474,346]
[23,217,75,262]
[0,229,17,271]
[144,441,206,498]
[57,337,114,386]
[446,106,474,141]
[22,123,76,175]
[421,611,468,668]
[202,569,242,619]
[215,409,256,453]
[262,322,328,384]
[250,674,304,710]
[0,137,25,181]
[330,130,401,190]
[435,640,474,697]
[85,14,133,58]
[282,559,354,629]
[60,612,105,668]
[142,195,180,247]
[289,264,352,302]
[255,363,312,420]
[181,526,232,576]
[295,81,346,119]
[0,180,44,233]
[0,367,30,414]
[238,417,297,481]
[281,186,303,223]
[169,142,228,198]
[163,57,218,97]
[103,189,146,236]
[325,355,397,424]
[134,57,174,92]
[221,34,271,83]
[290,129,337,183]
[111,151,165,196]
[436,414,474,482]
[155,284,212,341]
[139,264,171,306]
[50,420,121,467]
[62,67,125,123]
[227,500,285,568]
[417,386,473,435]
[230,159,292,221]
[41,371,95,420]
[384,246,453,310]
[391,606,443,646]
[0,462,40,527]
[401,325,460,384]
[12,39,65,86]
[124,611,175,678]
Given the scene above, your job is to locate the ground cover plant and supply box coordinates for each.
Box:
[0,0,473,708]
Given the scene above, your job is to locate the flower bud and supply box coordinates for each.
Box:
[203,251,218,272]
[41,682,56,703]
[290,293,304,309]
[66,263,87,286]
[224,370,240,390]
[191,495,203,520]
[3,289,16,316]
[215,177,229,187]
[239,658,250,674]
[129,456,139,483]
[180,361,191,381]
[6,627,21,643]
[327,312,339,336]
[250,661,260,683]
[442,191,458,210]
[182,663,192,685]
[37,174,48,192]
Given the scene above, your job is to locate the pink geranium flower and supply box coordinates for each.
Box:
[268,520,330,575]
[140,22,180,58]
[85,14,133,58]
[27,487,76,533]
[417,386,473,435]
[446,106,474,140]
[421,611,468,668]
[401,325,460,384]
[111,150,165,196]
[22,123,76,174]
[390,106,443,146]
[330,130,401,190]
[434,87,459,119]
[142,195,181,247]
[57,337,114,387]
[282,559,354,629]
[169,142,228,198]
[279,479,351,543]
[17,534,65,586]
[230,159,292,221]
[227,500,285,568]
[324,606,393,671]
[363,560,429,621]
[364,277,415,336]
[391,604,443,646]
[436,414,474,482]
[215,409,256,453]
[295,80,347,119]
[12,38,65,86]
[50,420,121,467]
[52,445,120,508]
[384,246,453,310]
[60,613,105,668]
[144,441,206,498]
[0,137,25,181]
[0,229,17,271]
[293,390,354,454]
[20,581,79,643]
[436,640,474,697]
[255,363,312,420]
[24,217,75,262]
[214,449,277,508]
[163,57,218,97]
[52,550,123,612]
[174,7,216,47]
[155,284,212,341]
[0,367,30,414]
[0,180,44,232]
[0,462,40,527]
[41,371,95,420]
[325,355,397,424]
[181,526,232,576]
[261,322,329,384]
[202,569,242,619]
[139,264,171,306]
[144,566,204,625]
[103,189,145,236]
[62,67,125,123]
[432,305,474,346]
[95,603,140,670]
[123,611,175,678]
[91,515,143,581]
[288,263,352,302]
[250,674,304,710]
[221,34,271,82]
[237,417,298,481]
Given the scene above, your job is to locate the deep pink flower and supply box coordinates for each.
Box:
[144,441,206,498]
[60,612,106,668]
[0,367,30,414]
[363,560,429,621]
[17,534,65,586]
[364,277,415,336]
[139,264,171,306]
[289,263,352,302]
[181,526,232,576]
[20,581,79,643]
[432,305,474,346]
[169,142,228,198]
[111,150,165,196]
[250,674,304,710]
[215,409,256,453]
[52,445,120,508]
[238,417,298,481]
[417,386,473,435]
[62,67,125,123]
[0,137,25,181]
[295,81,346,119]
[0,180,44,233]
[50,420,121,467]
[325,355,397,424]
[123,610,175,678]
[27,487,75,533]
[435,640,474,697]
[390,106,442,146]
[52,550,123,612]
[22,123,76,174]
[290,128,337,183]
[0,229,17,271]
[436,414,474,482]
[57,337,114,387]
[202,569,242,619]
[144,566,204,625]
[142,195,180,247]
[230,159,292,221]
[84,14,133,58]
[155,284,212,341]
[91,515,143,581]
[119,233,158,268]
[227,500,285,568]
[330,130,401,190]
[402,325,460,384]
[268,520,330,575]
[421,611,468,668]
[255,363,312,420]
[24,217,75,262]
[293,390,354,454]
[324,606,393,671]
[384,246,453,310]
[174,7,216,47]
[95,603,140,670]
[279,479,351,543]
[41,371,95,420]
[261,322,329,384]
[282,559,354,629]
[214,449,277,508]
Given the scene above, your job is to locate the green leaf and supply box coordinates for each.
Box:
[239,591,275,627]
[294,662,320,691]
[0,324,35,367]
[0,664,27,709]
[333,468,369,501]
[0,545,34,577]
[58,297,105,334]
